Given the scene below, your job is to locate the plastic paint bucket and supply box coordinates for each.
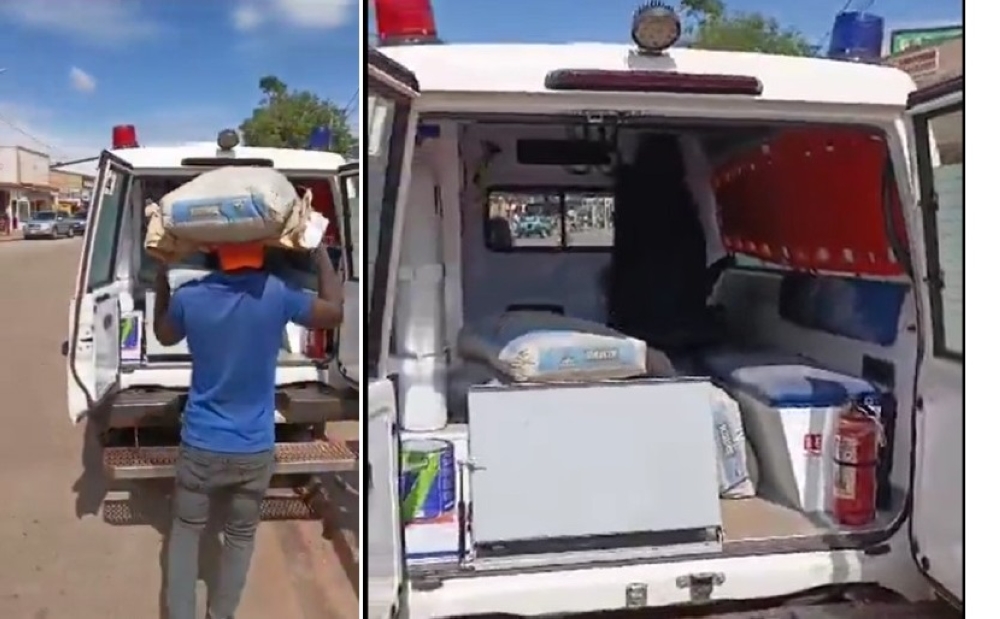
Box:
[399,439,456,523]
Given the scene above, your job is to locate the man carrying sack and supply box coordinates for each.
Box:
[153,241,344,619]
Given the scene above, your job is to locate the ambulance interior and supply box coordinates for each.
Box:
[126,174,346,365]
[393,116,921,557]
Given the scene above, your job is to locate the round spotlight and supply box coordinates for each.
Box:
[217,129,240,151]
[631,2,681,55]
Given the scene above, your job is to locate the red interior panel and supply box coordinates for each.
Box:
[296,179,340,245]
[712,128,906,276]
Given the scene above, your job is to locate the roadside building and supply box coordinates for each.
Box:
[50,169,96,213]
[0,146,57,229]
[884,34,962,162]
[885,35,962,88]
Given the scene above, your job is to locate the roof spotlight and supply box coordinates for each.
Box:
[631,2,681,55]
[217,129,240,151]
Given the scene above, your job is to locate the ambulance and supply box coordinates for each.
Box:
[367,0,962,617]
[64,126,360,521]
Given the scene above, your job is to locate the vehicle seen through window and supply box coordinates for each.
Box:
[485,189,615,251]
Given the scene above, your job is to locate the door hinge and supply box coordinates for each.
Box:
[920,194,940,213]
[676,572,725,602]
[924,271,945,291]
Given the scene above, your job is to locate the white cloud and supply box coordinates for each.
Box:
[233,5,265,32]
[0,0,160,46]
[233,0,356,32]
[69,67,97,94]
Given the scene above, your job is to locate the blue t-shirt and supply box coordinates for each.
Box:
[166,271,314,454]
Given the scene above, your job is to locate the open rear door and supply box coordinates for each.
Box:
[904,76,963,607]
[334,161,360,384]
[366,47,421,619]
[66,151,134,423]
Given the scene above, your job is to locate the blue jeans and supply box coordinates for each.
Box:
[166,444,275,619]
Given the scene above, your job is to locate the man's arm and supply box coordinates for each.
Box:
[153,264,185,346]
[286,245,344,329]
[309,245,345,328]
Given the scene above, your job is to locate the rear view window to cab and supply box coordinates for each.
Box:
[485,188,615,251]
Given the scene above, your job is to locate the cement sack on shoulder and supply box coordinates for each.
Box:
[457,311,647,383]
[159,167,306,244]
[710,385,757,499]
[145,186,314,263]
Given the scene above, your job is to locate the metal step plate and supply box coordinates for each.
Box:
[103,440,357,480]
[102,491,321,526]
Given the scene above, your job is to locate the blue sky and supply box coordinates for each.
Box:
[391,0,961,47]
[0,0,360,173]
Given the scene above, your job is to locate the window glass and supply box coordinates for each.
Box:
[923,106,963,358]
[485,189,614,251]
[86,166,128,289]
[367,93,396,310]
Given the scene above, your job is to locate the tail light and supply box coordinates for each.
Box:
[372,0,439,45]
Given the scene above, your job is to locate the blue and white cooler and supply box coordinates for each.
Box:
[700,349,882,514]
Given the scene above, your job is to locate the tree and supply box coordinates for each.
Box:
[679,0,816,57]
[240,75,357,153]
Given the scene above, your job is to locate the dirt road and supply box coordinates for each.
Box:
[0,238,358,619]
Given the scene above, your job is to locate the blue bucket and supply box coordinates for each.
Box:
[399,439,456,523]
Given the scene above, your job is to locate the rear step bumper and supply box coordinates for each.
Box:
[103,490,324,525]
[106,384,358,427]
[103,440,357,480]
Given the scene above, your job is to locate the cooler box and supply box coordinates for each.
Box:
[700,349,882,513]
[467,379,723,556]
[143,268,213,358]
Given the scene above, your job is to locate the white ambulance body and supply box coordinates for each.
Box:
[65,128,360,519]
[367,3,962,617]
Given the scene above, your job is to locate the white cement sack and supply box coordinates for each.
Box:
[457,311,647,382]
[159,167,301,244]
[709,385,757,499]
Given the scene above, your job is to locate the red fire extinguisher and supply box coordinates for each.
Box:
[832,403,882,526]
[303,328,328,360]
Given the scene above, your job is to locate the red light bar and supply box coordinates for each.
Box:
[544,70,763,96]
[373,0,439,46]
[111,124,139,149]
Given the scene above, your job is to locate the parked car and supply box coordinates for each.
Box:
[68,211,88,236]
[515,215,554,238]
[22,211,74,239]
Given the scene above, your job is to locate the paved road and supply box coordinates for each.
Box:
[0,238,358,619]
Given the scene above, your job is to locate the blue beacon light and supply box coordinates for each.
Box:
[307,126,333,151]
